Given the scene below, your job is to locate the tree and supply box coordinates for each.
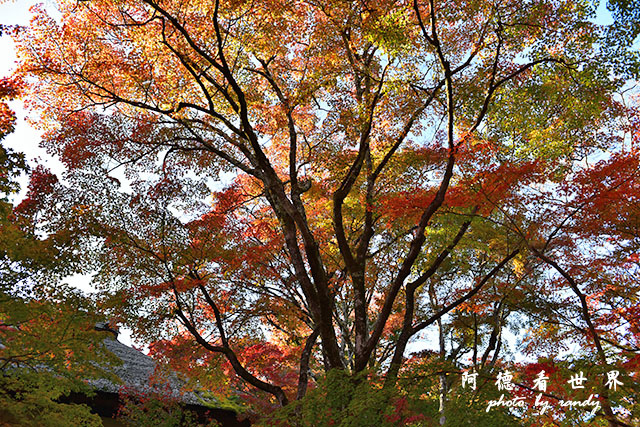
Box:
[0,51,112,427]
[11,0,640,424]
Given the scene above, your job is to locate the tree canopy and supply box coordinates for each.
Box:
[6,0,640,425]
[0,65,116,426]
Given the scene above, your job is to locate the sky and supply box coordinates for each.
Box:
[1,0,63,197]
[0,0,619,353]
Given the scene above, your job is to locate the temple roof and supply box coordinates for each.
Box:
[92,328,212,407]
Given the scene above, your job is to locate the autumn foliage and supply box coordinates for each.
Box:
[3,0,640,425]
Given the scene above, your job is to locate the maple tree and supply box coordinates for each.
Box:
[8,0,640,425]
[0,69,117,425]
